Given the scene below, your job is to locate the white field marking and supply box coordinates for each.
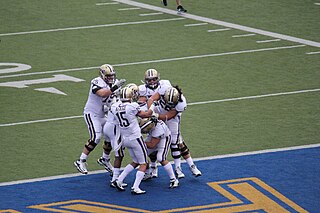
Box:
[208,28,231,32]
[96,2,119,5]
[1,88,319,127]
[1,143,319,186]
[306,51,320,55]
[0,115,83,127]
[256,39,281,43]
[0,44,305,80]
[139,12,163,16]
[113,0,320,48]
[184,23,208,27]
[118,7,140,11]
[188,88,320,106]
[0,18,184,37]
[34,87,67,95]
[232,33,256,38]
[314,3,320,5]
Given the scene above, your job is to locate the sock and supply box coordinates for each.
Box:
[102,152,110,161]
[174,158,181,169]
[163,163,175,180]
[80,153,88,161]
[133,171,145,189]
[112,168,121,182]
[185,156,194,167]
[118,164,134,183]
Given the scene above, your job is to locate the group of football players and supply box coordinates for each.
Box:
[74,64,201,195]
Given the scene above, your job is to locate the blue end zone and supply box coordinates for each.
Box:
[1,147,319,212]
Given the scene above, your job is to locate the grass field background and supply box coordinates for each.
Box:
[0,0,319,183]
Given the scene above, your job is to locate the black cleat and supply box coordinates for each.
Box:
[162,0,167,6]
[177,5,187,14]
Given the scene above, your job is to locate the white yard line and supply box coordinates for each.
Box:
[118,7,140,11]
[1,143,319,186]
[113,0,320,48]
[0,44,306,79]
[1,88,319,127]
[208,28,231,32]
[96,2,119,5]
[0,18,184,37]
[232,33,256,38]
[184,23,208,27]
[256,39,281,43]
[306,51,320,55]
[314,3,320,5]
[188,88,320,106]
[139,12,163,16]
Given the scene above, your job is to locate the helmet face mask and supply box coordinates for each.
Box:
[120,87,133,102]
[99,64,116,84]
[144,69,160,89]
[164,87,179,109]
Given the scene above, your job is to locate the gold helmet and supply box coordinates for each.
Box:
[144,69,160,89]
[99,64,116,84]
[138,117,156,134]
[126,83,139,102]
[164,87,180,108]
[120,87,133,102]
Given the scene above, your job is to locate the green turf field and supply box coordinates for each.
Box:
[0,0,319,183]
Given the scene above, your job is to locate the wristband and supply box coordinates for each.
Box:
[110,85,118,92]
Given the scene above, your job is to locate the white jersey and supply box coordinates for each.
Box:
[83,77,119,117]
[145,120,171,162]
[138,80,171,100]
[155,94,187,139]
[110,101,142,140]
[145,120,171,142]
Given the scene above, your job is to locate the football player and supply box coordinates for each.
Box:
[138,69,171,105]
[74,64,126,174]
[107,83,139,187]
[147,86,202,178]
[139,117,179,188]
[111,87,155,195]
[138,68,171,177]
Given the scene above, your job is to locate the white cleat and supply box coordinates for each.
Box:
[131,187,146,195]
[97,157,114,173]
[175,166,185,179]
[169,178,179,188]
[110,181,128,188]
[151,166,158,178]
[143,172,152,181]
[74,159,88,174]
[112,180,125,191]
[190,164,202,177]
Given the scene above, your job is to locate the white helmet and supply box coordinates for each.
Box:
[120,87,133,102]
[164,87,180,108]
[126,83,139,102]
[99,64,116,84]
[138,117,156,134]
[144,69,160,89]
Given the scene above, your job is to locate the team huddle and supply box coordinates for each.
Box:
[74,64,202,195]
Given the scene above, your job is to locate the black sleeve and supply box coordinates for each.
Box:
[92,84,102,94]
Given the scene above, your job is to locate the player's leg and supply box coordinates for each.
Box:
[131,137,148,195]
[74,113,104,174]
[178,135,202,177]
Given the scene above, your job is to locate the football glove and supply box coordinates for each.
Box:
[111,79,126,92]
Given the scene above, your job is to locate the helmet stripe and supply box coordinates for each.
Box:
[169,88,174,103]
